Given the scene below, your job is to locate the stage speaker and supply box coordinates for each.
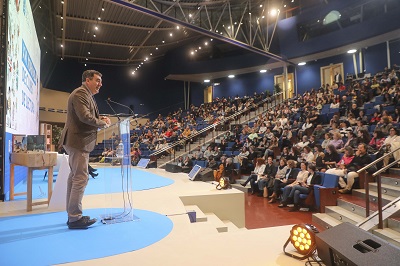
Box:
[198,168,214,181]
[165,163,182,173]
[147,160,157,168]
[316,222,400,266]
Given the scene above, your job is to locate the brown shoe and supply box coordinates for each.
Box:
[339,188,351,194]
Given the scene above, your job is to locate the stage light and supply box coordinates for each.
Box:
[283,224,319,260]
[216,177,231,190]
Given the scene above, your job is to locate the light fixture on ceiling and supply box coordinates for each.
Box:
[155,47,158,50]
[85,58,88,61]
[60,44,63,47]
[61,16,63,19]
[270,9,278,16]
[190,51,194,55]
[61,1,64,4]
[84,63,87,66]
[176,26,180,29]
[88,51,91,54]
[260,69,267,73]
[95,26,98,30]
[189,13,192,18]
[204,79,210,83]
[98,17,101,20]
[298,62,306,66]
[169,33,173,37]
[204,42,208,45]
[93,34,96,37]
[347,49,357,54]
[43,36,46,39]
[228,75,235,78]
[131,71,135,75]
[283,224,319,260]
[150,53,152,55]
[162,40,165,43]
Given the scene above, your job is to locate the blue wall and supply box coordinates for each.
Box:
[277,0,400,59]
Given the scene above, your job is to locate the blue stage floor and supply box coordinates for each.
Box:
[11,167,174,200]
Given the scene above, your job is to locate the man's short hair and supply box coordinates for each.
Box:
[82,70,102,82]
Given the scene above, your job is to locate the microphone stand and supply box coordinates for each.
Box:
[105,99,121,121]
[107,98,138,126]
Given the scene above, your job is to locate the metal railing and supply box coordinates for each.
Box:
[150,92,284,159]
[357,145,400,229]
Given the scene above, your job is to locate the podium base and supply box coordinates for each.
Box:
[100,212,140,224]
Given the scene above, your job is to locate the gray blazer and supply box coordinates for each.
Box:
[60,84,106,152]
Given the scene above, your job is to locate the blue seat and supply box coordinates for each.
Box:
[196,160,208,168]
[232,151,240,156]
[223,151,232,157]
[313,173,339,212]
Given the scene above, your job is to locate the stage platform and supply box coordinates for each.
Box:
[0,166,304,266]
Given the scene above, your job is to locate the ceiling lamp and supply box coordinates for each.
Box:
[260,69,267,73]
[283,224,319,260]
[204,79,210,83]
[298,62,306,66]
[228,75,235,78]
[347,49,357,54]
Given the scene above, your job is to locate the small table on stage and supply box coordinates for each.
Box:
[10,152,57,211]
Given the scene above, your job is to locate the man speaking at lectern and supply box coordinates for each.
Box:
[60,70,111,229]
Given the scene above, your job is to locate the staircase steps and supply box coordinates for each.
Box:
[325,206,364,224]
[312,213,342,230]
[372,228,400,246]
[205,213,228,233]
[352,189,396,205]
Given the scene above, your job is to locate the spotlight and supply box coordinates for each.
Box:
[216,177,231,190]
[205,42,208,45]
[176,25,180,29]
[283,224,319,260]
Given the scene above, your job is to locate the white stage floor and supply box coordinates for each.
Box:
[0,166,306,266]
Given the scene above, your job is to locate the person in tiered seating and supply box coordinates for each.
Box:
[240,158,266,194]
[369,130,386,153]
[312,125,325,140]
[376,116,393,136]
[381,127,400,169]
[267,158,289,203]
[287,164,322,212]
[321,133,332,150]
[279,162,309,208]
[322,144,341,172]
[339,131,358,152]
[370,111,381,125]
[338,143,374,194]
[181,156,193,173]
[329,132,344,150]
[257,156,276,197]
[326,146,355,177]
[301,146,314,163]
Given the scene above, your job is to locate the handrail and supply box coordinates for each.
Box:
[355,144,400,230]
[357,145,400,173]
[150,92,283,156]
[372,157,400,177]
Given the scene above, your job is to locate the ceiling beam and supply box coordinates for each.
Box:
[61,0,67,58]
[56,15,174,31]
[110,0,292,65]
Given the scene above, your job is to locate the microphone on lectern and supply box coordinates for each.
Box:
[107,98,135,115]
[105,99,121,121]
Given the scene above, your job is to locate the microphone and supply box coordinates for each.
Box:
[107,98,135,115]
[105,99,121,121]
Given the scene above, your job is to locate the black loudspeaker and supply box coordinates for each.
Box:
[165,163,182,173]
[147,160,157,168]
[316,222,400,266]
[198,168,214,181]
